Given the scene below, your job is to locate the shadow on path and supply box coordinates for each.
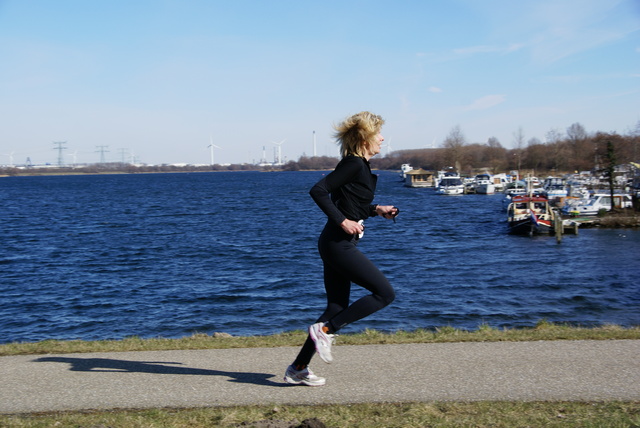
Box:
[33,356,283,387]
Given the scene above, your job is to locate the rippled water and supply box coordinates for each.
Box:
[1,171,638,344]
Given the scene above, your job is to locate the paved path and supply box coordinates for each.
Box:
[1,340,639,414]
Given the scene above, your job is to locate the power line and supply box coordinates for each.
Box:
[118,148,129,164]
[95,145,109,164]
[53,141,67,167]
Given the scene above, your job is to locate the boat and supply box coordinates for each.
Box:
[399,164,414,180]
[507,194,555,235]
[436,173,465,195]
[475,174,495,194]
[523,176,541,189]
[501,180,528,209]
[561,193,633,216]
[464,178,476,194]
[404,168,433,188]
[491,173,510,192]
[542,177,568,202]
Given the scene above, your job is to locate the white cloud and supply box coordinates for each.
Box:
[464,95,506,111]
[428,86,442,93]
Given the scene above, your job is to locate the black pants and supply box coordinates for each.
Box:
[293,221,395,367]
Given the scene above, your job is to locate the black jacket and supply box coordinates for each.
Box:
[309,155,378,225]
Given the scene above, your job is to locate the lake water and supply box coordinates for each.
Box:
[1,171,638,344]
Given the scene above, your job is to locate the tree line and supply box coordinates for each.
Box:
[370,123,639,175]
[281,122,638,175]
[3,122,638,177]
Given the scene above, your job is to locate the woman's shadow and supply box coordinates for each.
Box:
[33,356,284,387]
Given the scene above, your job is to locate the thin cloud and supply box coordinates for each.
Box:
[453,44,524,56]
[464,95,506,111]
[428,86,443,93]
[525,0,640,64]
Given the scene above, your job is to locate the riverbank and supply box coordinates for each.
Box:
[570,211,640,228]
[3,322,640,356]
[561,211,640,228]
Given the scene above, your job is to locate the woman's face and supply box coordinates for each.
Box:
[365,131,384,159]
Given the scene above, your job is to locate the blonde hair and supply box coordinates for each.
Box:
[334,111,385,158]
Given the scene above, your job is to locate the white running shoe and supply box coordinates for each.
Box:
[283,365,326,386]
[309,322,335,363]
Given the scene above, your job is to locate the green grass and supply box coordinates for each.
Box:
[2,321,639,357]
[2,401,639,427]
[2,323,639,427]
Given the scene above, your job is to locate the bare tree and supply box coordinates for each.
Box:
[443,125,466,172]
[512,127,525,172]
[485,136,507,173]
[566,122,590,170]
[545,128,568,172]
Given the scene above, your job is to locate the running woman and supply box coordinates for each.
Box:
[284,111,399,386]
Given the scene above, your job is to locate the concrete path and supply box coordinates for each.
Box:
[1,340,639,414]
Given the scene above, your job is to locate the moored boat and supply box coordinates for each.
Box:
[507,195,554,235]
[542,176,568,203]
[561,193,633,216]
[475,173,495,194]
[400,163,414,180]
[501,180,528,209]
[491,173,510,192]
[436,171,465,195]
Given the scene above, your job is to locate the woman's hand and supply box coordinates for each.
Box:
[376,205,399,220]
[340,218,364,235]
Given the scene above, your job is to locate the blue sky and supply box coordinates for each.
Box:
[1,0,638,166]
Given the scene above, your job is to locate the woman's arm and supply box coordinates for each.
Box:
[309,157,362,227]
[374,205,400,219]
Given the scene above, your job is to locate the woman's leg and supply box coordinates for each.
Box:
[322,243,395,333]
[292,226,395,368]
[292,263,351,367]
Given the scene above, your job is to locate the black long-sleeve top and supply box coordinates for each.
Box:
[309,155,378,226]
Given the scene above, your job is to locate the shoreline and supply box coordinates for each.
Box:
[2,323,639,357]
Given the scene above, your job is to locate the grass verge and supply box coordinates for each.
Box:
[2,321,639,357]
[2,401,639,427]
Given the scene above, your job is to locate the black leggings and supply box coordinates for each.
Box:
[293,222,395,367]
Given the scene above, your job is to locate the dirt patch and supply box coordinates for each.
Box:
[236,417,326,428]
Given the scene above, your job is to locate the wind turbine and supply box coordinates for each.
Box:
[312,131,317,157]
[382,138,392,156]
[272,139,285,165]
[208,136,221,166]
[3,151,14,167]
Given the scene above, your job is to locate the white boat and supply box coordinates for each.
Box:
[475,174,495,194]
[436,171,465,195]
[491,173,510,192]
[561,193,633,216]
[542,177,568,202]
[502,180,540,210]
[523,176,541,189]
[400,164,414,179]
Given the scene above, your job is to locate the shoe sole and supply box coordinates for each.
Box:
[283,376,325,387]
